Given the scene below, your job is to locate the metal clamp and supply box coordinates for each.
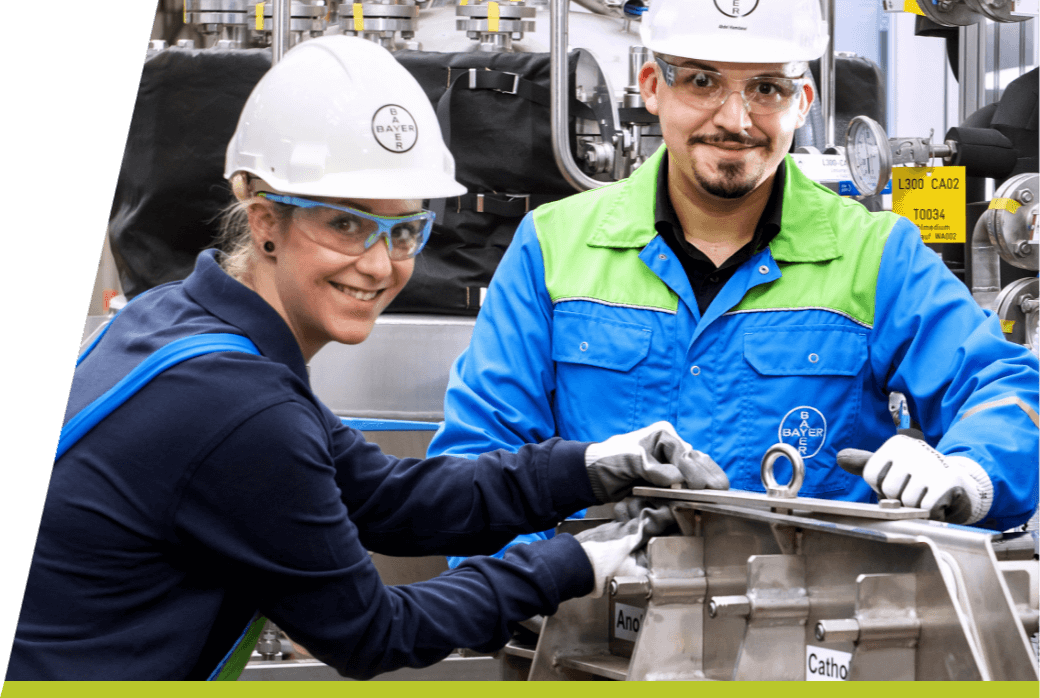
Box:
[468,68,519,95]
[760,443,805,499]
[473,193,529,214]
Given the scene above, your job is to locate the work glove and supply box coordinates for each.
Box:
[836,435,993,524]
[574,499,677,598]
[584,421,729,503]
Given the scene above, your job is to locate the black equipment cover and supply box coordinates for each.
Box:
[388,50,587,315]
[808,53,887,146]
[108,47,588,315]
[109,49,271,298]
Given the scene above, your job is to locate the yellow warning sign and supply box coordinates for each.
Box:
[892,166,966,243]
[904,0,925,16]
[1001,319,1016,334]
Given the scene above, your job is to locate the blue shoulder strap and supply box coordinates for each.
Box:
[56,333,261,461]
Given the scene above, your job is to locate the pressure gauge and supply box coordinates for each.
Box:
[845,116,892,197]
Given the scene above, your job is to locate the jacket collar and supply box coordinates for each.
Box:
[586,146,841,264]
[770,154,841,263]
[183,249,311,385]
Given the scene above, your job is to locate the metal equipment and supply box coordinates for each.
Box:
[523,443,1040,681]
[884,0,1037,26]
[183,0,328,49]
[339,0,420,50]
[844,114,1021,205]
[971,173,1039,327]
[916,0,984,26]
[963,0,1034,22]
[456,0,537,52]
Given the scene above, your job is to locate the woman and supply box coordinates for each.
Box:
[7,36,725,680]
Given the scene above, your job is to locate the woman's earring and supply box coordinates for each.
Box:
[263,241,275,253]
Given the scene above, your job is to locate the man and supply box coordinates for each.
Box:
[428,0,1038,533]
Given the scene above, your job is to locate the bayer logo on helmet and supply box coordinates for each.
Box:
[714,0,760,18]
[371,105,418,153]
[778,406,827,459]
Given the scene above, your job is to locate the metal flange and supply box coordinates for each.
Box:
[963,0,1031,22]
[253,0,328,33]
[986,172,1039,271]
[184,0,251,28]
[456,18,537,32]
[456,2,536,33]
[338,1,418,35]
[916,0,984,25]
[994,277,1039,354]
[456,3,537,19]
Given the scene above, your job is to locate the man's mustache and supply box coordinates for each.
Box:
[689,132,769,148]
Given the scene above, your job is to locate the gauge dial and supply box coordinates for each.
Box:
[845,116,892,198]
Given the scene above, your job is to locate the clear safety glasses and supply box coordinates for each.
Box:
[258,192,436,261]
[654,57,806,115]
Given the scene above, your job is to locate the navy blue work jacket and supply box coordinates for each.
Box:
[8,250,595,680]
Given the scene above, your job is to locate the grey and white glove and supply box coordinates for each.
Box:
[574,499,676,598]
[585,421,729,503]
[837,435,993,524]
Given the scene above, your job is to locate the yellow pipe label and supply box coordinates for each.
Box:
[460,0,468,5]
[904,0,925,15]
[1001,319,1016,334]
[256,2,265,31]
[989,197,1023,214]
[488,1,500,32]
[183,0,187,23]
[892,166,967,243]
[354,3,364,31]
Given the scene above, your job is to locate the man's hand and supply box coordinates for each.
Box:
[584,421,729,503]
[837,435,993,524]
[574,499,676,598]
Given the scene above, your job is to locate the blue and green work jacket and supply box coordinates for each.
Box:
[430,146,1039,532]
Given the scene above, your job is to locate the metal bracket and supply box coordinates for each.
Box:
[722,555,810,680]
[816,573,920,680]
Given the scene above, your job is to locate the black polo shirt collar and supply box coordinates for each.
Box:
[654,152,786,313]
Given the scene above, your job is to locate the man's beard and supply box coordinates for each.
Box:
[689,132,770,199]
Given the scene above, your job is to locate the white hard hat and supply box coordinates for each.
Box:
[225,36,466,200]
[640,0,829,64]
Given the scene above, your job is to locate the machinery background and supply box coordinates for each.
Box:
[77,0,1039,682]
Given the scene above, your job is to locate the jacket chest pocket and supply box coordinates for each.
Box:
[551,310,652,440]
[738,328,868,495]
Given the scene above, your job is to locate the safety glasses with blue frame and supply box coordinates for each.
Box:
[258,192,436,261]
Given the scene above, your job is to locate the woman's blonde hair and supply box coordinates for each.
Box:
[214,174,291,282]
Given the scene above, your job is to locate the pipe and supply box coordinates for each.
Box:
[821,0,836,147]
[272,0,291,65]
[971,211,1001,311]
[550,0,606,191]
[570,0,625,19]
